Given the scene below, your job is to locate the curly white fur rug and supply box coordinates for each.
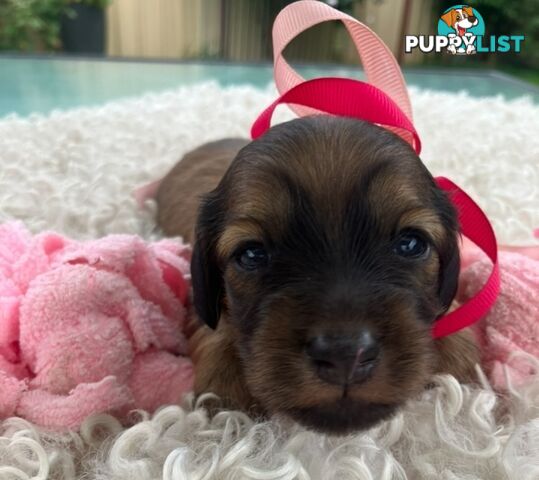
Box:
[0,82,538,479]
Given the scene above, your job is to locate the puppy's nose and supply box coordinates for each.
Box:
[306,331,380,386]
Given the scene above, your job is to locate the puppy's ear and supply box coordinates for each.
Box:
[437,233,460,313]
[463,6,474,17]
[441,9,456,27]
[191,193,225,329]
[433,185,461,314]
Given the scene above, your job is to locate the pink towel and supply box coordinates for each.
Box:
[0,222,193,430]
[0,220,537,430]
[458,249,539,389]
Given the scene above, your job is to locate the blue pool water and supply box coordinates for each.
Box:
[1,56,538,118]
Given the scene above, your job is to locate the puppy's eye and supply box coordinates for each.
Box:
[456,15,461,20]
[235,243,269,271]
[393,232,429,259]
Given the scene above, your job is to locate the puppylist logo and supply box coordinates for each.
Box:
[405,5,524,55]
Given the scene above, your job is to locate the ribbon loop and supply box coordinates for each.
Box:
[433,178,500,338]
[251,77,421,153]
[272,0,415,147]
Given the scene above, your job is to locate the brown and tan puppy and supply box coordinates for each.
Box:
[156,116,478,434]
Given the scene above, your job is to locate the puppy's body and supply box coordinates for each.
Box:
[156,138,249,243]
[156,117,478,433]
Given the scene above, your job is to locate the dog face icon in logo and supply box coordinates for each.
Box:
[438,5,485,55]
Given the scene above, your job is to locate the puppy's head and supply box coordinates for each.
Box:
[192,116,459,434]
[441,6,477,31]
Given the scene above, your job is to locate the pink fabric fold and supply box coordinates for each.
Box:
[0,222,193,430]
[458,250,539,389]
[0,220,537,429]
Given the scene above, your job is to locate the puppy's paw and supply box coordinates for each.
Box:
[190,321,259,415]
[447,45,457,55]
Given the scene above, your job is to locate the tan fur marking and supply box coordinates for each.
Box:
[398,208,445,243]
[216,222,265,259]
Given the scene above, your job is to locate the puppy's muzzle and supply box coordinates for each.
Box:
[306,330,380,386]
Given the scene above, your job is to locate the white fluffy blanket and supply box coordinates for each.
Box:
[0,83,538,479]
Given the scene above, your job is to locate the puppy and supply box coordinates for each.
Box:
[441,6,479,54]
[156,116,478,434]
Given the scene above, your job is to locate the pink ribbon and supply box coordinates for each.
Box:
[272,0,416,150]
